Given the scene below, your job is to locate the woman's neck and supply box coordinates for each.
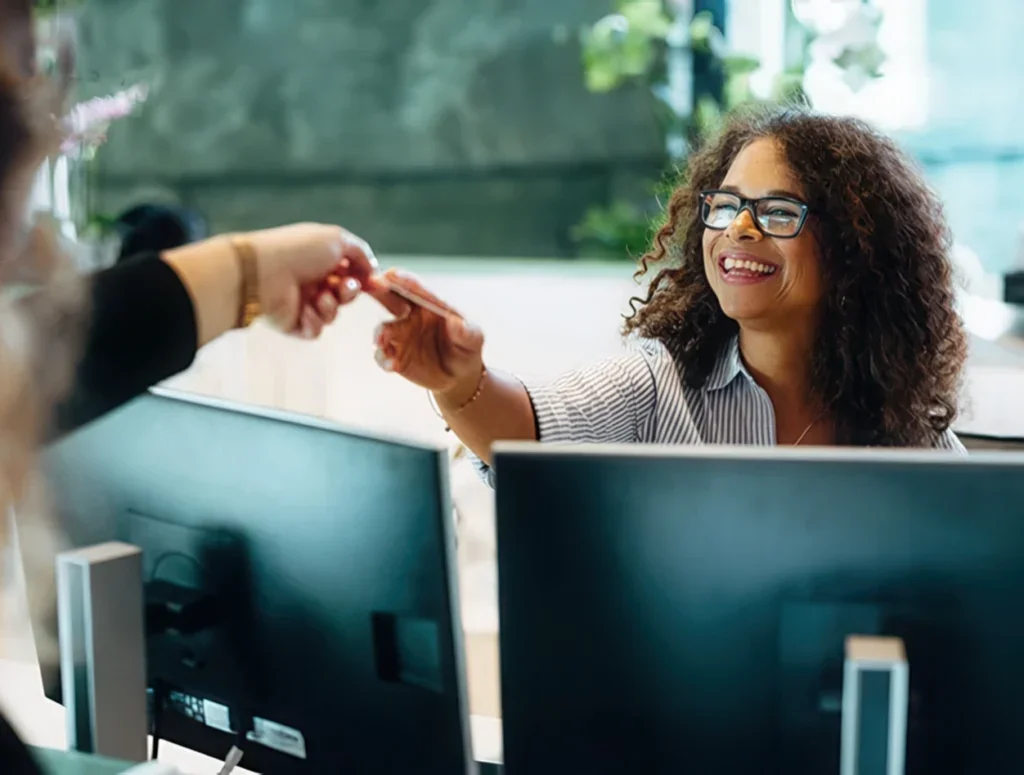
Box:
[741,325,827,444]
[738,326,814,402]
[737,325,829,444]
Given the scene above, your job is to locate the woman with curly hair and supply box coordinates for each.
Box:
[372,106,968,475]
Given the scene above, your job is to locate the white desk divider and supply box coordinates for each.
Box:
[57,542,148,763]
[840,635,909,775]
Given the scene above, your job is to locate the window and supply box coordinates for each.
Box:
[801,0,928,132]
[731,0,1024,282]
[902,0,1024,279]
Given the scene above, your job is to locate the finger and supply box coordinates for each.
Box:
[335,228,378,280]
[381,268,460,316]
[319,274,342,299]
[364,268,460,321]
[299,305,324,340]
[445,316,485,354]
[373,321,388,350]
[374,315,442,377]
[373,347,395,372]
[317,273,360,306]
[363,274,413,319]
[374,318,418,358]
[335,276,361,305]
[315,292,339,324]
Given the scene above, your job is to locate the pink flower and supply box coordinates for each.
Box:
[60,84,148,156]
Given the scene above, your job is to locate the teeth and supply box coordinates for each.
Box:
[722,257,776,275]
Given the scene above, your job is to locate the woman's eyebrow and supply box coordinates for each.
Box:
[720,184,804,200]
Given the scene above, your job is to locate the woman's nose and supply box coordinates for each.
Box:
[724,208,763,242]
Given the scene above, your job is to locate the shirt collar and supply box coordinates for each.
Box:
[705,336,755,392]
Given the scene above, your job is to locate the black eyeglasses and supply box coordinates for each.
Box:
[697,190,810,239]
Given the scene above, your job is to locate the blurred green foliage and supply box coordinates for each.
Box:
[571,0,879,260]
[581,1,673,93]
[34,0,82,15]
[574,2,766,259]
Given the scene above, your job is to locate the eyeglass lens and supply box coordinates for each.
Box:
[700,192,804,237]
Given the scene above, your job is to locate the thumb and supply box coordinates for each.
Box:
[299,226,353,279]
[445,315,484,353]
[273,224,377,282]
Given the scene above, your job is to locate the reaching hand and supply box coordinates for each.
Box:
[364,269,485,403]
[247,223,377,339]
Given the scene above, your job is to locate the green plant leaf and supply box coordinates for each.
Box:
[721,54,761,76]
[723,72,755,110]
[693,95,723,141]
[584,64,622,92]
[571,200,655,260]
[581,37,625,92]
[580,6,665,93]
[620,0,672,38]
[34,0,83,13]
[771,71,807,104]
[689,10,716,54]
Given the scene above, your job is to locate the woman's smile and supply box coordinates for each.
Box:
[716,249,780,285]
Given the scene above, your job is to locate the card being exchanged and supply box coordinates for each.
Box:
[377,276,454,319]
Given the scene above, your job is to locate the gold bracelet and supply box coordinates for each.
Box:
[429,366,487,432]
[229,236,261,328]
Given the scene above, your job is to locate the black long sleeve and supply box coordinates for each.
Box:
[48,252,199,440]
[0,711,42,775]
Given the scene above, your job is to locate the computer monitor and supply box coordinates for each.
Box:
[36,388,472,774]
[492,443,1024,775]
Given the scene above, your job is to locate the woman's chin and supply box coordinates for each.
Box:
[715,293,776,325]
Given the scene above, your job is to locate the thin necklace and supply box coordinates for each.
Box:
[793,420,816,446]
[792,408,829,446]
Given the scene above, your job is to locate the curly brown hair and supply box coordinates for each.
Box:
[623,106,967,447]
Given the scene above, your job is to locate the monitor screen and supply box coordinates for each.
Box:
[494,443,1024,774]
[38,389,471,774]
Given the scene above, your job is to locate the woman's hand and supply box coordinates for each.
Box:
[365,269,485,407]
[248,223,376,339]
[163,222,377,346]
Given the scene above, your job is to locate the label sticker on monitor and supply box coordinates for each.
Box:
[169,692,306,761]
[247,717,307,760]
[202,699,233,734]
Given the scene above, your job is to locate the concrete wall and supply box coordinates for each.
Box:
[76,0,665,257]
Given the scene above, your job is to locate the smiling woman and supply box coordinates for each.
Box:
[625,107,967,448]
[367,105,968,485]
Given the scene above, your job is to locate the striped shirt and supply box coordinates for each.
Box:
[475,335,965,485]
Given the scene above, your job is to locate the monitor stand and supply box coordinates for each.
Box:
[56,542,148,763]
[840,635,909,775]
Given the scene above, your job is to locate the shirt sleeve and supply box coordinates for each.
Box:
[472,339,662,487]
[933,428,967,454]
[43,253,198,441]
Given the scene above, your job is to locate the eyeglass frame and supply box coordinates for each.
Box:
[696,189,811,239]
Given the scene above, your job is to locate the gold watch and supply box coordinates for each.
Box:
[230,236,261,328]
